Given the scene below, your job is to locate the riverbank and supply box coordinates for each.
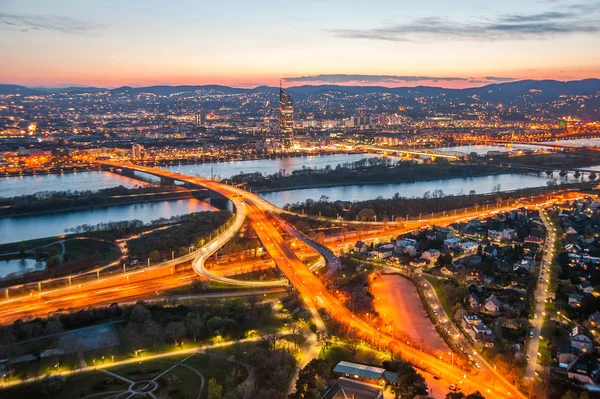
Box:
[137,149,364,168]
[231,161,509,192]
[0,186,213,218]
[250,167,519,193]
[281,181,597,221]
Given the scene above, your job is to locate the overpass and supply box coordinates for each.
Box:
[101,163,230,208]
[363,145,466,160]
[498,162,598,178]
[97,161,525,399]
[487,139,600,153]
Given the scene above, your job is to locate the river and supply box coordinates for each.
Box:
[0,258,46,279]
[434,144,544,155]
[0,171,144,198]
[161,153,378,179]
[258,173,581,208]
[0,199,215,244]
[0,152,594,244]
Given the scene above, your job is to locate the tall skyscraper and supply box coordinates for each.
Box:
[279,78,294,148]
[131,143,144,160]
[194,112,205,126]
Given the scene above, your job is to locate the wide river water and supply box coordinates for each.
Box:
[0,199,215,244]
[0,147,595,244]
[258,173,580,208]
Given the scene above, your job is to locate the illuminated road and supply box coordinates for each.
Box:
[93,162,526,398]
[0,266,198,323]
[524,210,557,379]
[3,162,564,397]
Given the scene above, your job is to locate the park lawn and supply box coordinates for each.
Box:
[320,340,391,368]
[154,362,204,399]
[182,354,246,399]
[424,276,454,317]
[0,370,128,399]
[110,360,172,381]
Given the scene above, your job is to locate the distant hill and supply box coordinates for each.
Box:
[2,79,599,102]
[0,85,106,95]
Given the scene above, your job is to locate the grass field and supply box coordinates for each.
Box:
[0,352,242,399]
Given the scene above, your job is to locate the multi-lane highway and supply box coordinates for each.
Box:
[89,162,526,398]
[2,162,571,397]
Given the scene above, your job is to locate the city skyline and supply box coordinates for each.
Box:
[1,0,600,88]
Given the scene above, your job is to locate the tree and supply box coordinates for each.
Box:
[43,318,64,335]
[186,312,205,341]
[207,378,223,399]
[141,320,163,349]
[46,254,61,269]
[383,361,427,399]
[130,304,151,324]
[348,338,359,360]
[357,208,376,222]
[164,321,187,345]
[149,250,160,263]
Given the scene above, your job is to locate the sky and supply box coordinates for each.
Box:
[1,0,599,88]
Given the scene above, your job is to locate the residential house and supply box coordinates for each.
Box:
[410,258,427,268]
[460,241,479,254]
[567,355,600,385]
[441,265,459,276]
[513,258,535,273]
[484,294,502,313]
[354,241,368,254]
[321,377,384,399]
[464,293,480,309]
[483,245,498,258]
[524,236,544,245]
[502,228,517,241]
[578,281,595,295]
[570,326,595,353]
[558,347,578,369]
[569,294,584,308]
[589,311,600,327]
[462,314,482,329]
[464,269,485,284]
[396,238,418,249]
[425,231,438,241]
[395,239,418,257]
[471,323,494,341]
[421,249,440,262]
[566,227,579,244]
[488,230,503,242]
[374,244,394,260]
[444,237,462,249]
[437,227,456,240]
[332,361,397,386]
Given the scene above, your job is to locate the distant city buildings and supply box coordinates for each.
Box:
[279,79,294,148]
[131,143,144,160]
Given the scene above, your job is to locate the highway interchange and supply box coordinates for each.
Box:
[0,161,577,398]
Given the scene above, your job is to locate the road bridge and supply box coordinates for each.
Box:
[363,145,466,160]
[498,162,598,178]
[96,162,525,399]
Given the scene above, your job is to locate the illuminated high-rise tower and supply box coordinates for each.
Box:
[279,78,294,148]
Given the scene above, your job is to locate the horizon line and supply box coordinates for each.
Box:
[2,77,600,91]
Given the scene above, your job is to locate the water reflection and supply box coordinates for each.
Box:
[0,199,216,244]
[0,258,46,279]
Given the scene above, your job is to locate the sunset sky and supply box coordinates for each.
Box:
[1,0,599,88]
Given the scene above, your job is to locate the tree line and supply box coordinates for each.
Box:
[227,157,503,191]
